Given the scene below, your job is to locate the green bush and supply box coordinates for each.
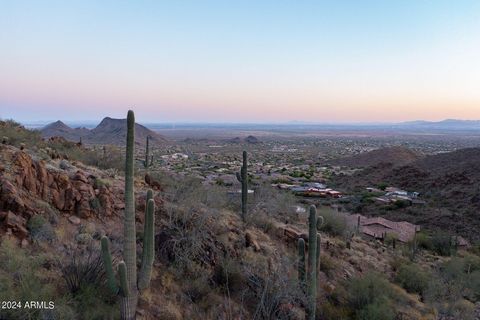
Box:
[431,231,454,256]
[356,300,395,320]
[27,215,56,243]
[346,272,399,320]
[395,263,430,296]
[318,207,348,236]
[72,284,118,319]
[0,238,57,319]
[320,254,337,278]
[415,231,433,251]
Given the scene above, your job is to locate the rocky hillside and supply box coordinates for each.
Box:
[0,122,478,320]
[0,141,437,320]
[330,146,423,168]
[332,147,480,239]
[41,117,167,146]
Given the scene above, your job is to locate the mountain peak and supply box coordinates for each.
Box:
[41,115,167,146]
[46,120,71,129]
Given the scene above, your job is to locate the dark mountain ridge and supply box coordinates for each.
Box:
[41,117,167,146]
[330,146,423,168]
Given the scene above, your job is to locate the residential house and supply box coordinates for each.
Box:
[347,214,419,243]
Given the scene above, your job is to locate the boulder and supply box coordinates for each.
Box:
[4,211,28,239]
[68,216,81,225]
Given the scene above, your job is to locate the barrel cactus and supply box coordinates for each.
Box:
[101,110,156,320]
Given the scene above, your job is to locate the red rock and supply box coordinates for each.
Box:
[4,211,28,239]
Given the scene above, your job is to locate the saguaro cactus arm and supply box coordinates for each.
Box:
[298,238,306,291]
[101,236,119,295]
[138,198,155,290]
[118,262,130,297]
[316,232,321,274]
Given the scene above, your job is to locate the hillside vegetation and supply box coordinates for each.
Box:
[332,147,480,240]
[0,119,479,319]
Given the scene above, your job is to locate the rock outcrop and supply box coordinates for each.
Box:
[0,144,147,239]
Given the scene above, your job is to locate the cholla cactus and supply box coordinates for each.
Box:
[298,205,323,320]
[235,151,248,220]
[101,110,156,320]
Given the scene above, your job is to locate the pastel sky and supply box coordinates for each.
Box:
[1,1,480,123]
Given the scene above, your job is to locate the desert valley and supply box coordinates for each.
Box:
[1,114,480,319]
[2,1,480,319]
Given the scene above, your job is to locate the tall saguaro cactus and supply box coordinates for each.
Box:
[144,136,151,168]
[297,205,323,320]
[236,151,248,220]
[101,110,156,320]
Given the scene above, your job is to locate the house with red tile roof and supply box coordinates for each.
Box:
[347,214,419,243]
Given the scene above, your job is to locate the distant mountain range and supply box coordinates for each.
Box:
[41,117,167,146]
[395,119,480,130]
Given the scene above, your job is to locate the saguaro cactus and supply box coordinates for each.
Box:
[297,205,323,320]
[144,136,151,168]
[298,238,306,292]
[101,110,156,320]
[236,151,248,220]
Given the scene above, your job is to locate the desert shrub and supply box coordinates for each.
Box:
[318,207,348,236]
[27,214,47,231]
[377,182,388,191]
[425,275,475,320]
[415,231,433,250]
[59,244,118,319]
[320,254,336,278]
[430,231,454,256]
[424,256,480,318]
[0,120,43,148]
[59,244,109,294]
[34,200,60,225]
[212,257,246,293]
[93,177,111,189]
[395,263,430,297]
[27,214,56,243]
[393,199,410,209]
[48,139,124,172]
[383,233,398,248]
[252,183,297,219]
[160,202,219,274]
[248,212,275,234]
[165,176,227,210]
[0,238,57,319]
[346,272,398,320]
[244,256,304,320]
[356,300,395,320]
[185,275,212,303]
[389,255,408,273]
[71,283,119,320]
[321,301,350,320]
